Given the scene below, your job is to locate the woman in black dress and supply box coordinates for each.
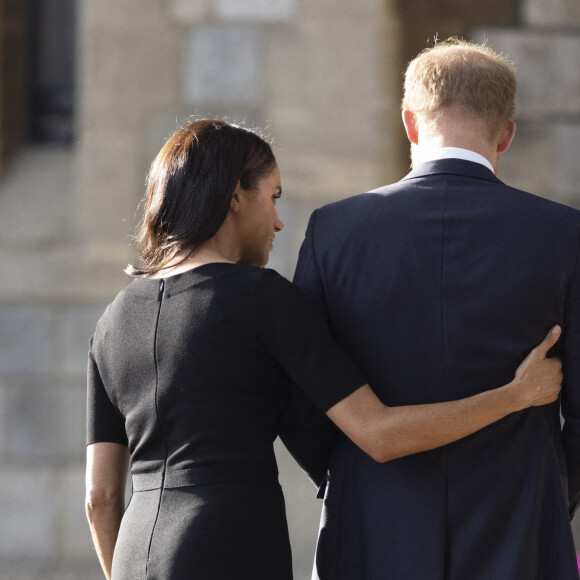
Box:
[85,119,562,580]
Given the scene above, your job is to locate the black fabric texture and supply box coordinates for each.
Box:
[86,262,365,579]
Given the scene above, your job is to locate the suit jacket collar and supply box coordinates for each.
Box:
[401,158,503,185]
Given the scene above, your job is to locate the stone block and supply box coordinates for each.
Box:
[0,244,128,303]
[81,0,167,29]
[267,17,392,168]
[497,121,549,195]
[0,306,54,375]
[302,0,385,18]
[276,147,383,200]
[60,465,98,560]
[148,113,183,165]
[551,36,580,116]
[523,0,580,27]
[183,25,265,106]
[551,124,580,202]
[0,468,57,559]
[0,148,75,247]
[4,381,86,461]
[266,13,392,202]
[498,121,580,207]
[471,30,580,118]
[79,21,181,134]
[216,0,296,21]
[0,383,5,459]
[77,132,144,245]
[172,0,211,24]
[0,563,104,580]
[58,307,107,376]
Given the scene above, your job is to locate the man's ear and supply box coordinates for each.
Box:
[496,121,516,153]
[402,109,419,145]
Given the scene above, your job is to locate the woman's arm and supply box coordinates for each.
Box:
[327,326,563,463]
[85,442,130,580]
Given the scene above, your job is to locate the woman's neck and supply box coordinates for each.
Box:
[148,240,237,279]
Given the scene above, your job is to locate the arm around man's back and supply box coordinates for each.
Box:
[326,327,562,463]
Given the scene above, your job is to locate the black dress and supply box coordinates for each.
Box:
[86,263,365,580]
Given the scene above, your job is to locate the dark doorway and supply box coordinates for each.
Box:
[29,0,76,144]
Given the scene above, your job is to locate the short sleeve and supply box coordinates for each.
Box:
[86,336,128,446]
[254,269,366,412]
[278,382,336,490]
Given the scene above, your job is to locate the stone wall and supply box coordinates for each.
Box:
[476,21,580,208]
[0,1,400,578]
[0,148,107,578]
[0,0,579,578]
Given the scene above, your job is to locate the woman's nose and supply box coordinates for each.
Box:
[274,213,284,232]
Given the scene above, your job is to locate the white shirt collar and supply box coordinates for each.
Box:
[420,147,495,174]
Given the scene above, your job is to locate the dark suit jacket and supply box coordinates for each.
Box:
[293,159,580,580]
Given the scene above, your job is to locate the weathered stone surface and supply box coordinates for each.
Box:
[0,384,5,459]
[0,148,75,246]
[551,123,580,207]
[78,132,144,244]
[0,307,53,375]
[216,0,296,21]
[147,113,183,166]
[303,0,385,18]
[0,245,129,303]
[471,30,580,118]
[60,465,97,559]
[496,121,580,208]
[81,0,167,29]
[3,381,86,461]
[183,25,264,106]
[498,121,549,195]
[551,36,580,116]
[0,468,57,559]
[172,0,211,24]
[266,10,399,198]
[58,307,106,376]
[80,23,180,132]
[523,0,580,27]
[0,563,104,580]
[269,18,389,157]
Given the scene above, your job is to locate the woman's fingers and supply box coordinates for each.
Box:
[531,325,561,359]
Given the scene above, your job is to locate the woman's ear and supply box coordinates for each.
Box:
[230,184,242,213]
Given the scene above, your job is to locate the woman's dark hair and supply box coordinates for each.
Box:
[126,119,276,277]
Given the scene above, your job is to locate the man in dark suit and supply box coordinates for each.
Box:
[294,39,580,579]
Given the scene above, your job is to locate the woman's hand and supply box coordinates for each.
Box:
[508,325,563,410]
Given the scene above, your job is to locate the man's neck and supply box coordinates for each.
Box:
[410,112,500,172]
[411,139,498,173]
[411,145,495,173]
